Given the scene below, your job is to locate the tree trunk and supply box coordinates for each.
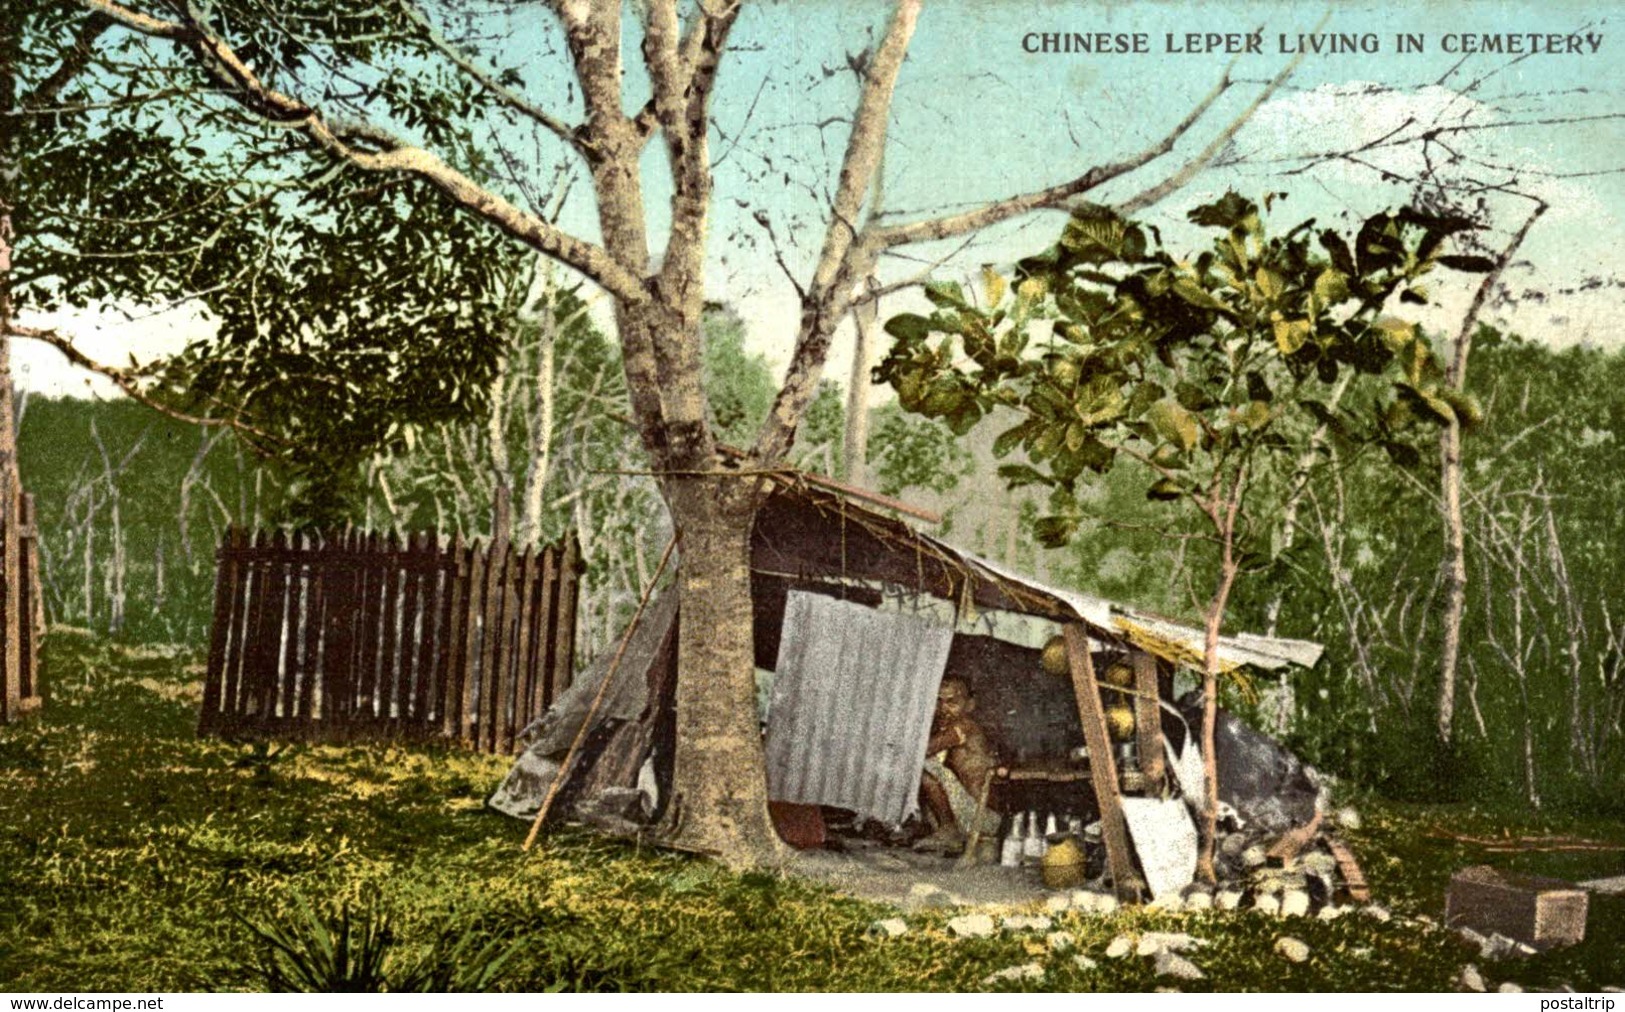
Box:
[841,291,875,486]
[661,475,782,867]
[1437,414,1466,745]
[1195,471,1243,885]
[0,11,21,716]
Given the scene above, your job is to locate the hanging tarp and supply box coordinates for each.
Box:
[764,591,954,824]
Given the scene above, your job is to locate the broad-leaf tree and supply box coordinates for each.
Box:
[877,193,1492,879]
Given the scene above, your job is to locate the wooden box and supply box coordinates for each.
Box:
[1445,865,1589,949]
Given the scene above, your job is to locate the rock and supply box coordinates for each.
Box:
[867,918,909,938]
[1457,964,1487,993]
[947,913,996,938]
[1105,935,1135,959]
[1601,986,1624,993]
[1252,894,1281,917]
[1045,894,1073,914]
[1220,833,1250,859]
[1416,914,1436,927]
[1242,844,1268,868]
[1481,932,1537,960]
[1184,890,1213,912]
[1154,949,1206,981]
[1000,914,1054,933]
[1362,904,1393,923]
[1280,889,1311,918]
[1317,905,1347,921]
[1138,932,1207,956]
[1154,986,1182,994]
[1498,983,1524,994]
[1336,806,1362,831]
[1216,888,1244,911]
[1275,936,1311,963]
[1070,889,1099,912]
[983,962,1045,985]
[904,882,957,911]
[1073,954,1099,971]
[1096,893,1119,914]
[1302,851,1339,878]
[1149,892,1185,912]
[1047,931,1075,952]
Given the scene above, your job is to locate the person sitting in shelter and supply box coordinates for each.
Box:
[914,677,998,853]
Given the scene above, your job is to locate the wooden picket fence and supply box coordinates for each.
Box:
[0,490,43,724]
[200,527,582,754]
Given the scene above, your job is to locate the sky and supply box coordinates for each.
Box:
[18,0,1623,399]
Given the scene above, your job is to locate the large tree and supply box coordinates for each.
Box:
[55,0,1328,863]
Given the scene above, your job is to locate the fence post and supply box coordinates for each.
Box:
[198,524,582,753]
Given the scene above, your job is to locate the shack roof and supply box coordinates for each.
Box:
[750,476,1322,674]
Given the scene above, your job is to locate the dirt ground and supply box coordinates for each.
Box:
[786,839,1075,909]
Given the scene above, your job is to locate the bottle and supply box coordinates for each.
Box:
[1023,809,1044,863]
[1000,812,1025,867]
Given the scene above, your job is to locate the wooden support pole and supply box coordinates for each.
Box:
[1063,623,1140,903]
[1132,650,1165,790]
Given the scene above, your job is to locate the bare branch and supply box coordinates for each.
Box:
[7,324,281,444]
[751,0,919,462]
[394,0,580,149]
[1118,20,1321,215]
[869,59,1235,249]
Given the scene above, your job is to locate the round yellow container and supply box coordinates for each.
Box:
[1041,836,1087,888]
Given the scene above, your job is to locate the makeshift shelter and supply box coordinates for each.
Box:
[490,476,1326,901]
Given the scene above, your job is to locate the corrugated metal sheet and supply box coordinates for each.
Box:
[936,542,1323,672]
[764,591,954,824]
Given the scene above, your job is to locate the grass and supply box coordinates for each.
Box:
[1,630,1621,992]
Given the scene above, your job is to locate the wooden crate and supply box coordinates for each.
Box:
[1445,865,1589,949]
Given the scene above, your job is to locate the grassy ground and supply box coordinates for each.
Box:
[1,631,1621,992]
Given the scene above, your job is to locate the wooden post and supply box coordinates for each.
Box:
[529,547,558,721]
[550,534,583,699]
[441,535,471,739]
[411,534,441,730]
[1063,623,1140,902]
[459,539,487,745]
[1132,650,1165,789]
[510,547,540,743]
[200,529,236,734]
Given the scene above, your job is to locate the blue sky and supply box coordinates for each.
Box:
[21,0,1622,396]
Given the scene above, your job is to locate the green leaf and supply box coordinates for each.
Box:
[1146,398,1200,451]
[992,421,1033,458]
[1312,267,1349,305]
[1373,317,1417,353]
[1146,478,1185,501]
[1246,371,1273,403]
[1273,318,1312,355]
[1172,278,1229,313]
[1187,192,1258,229]
[1435,254,1497,273]
[1254,267,1285,303]
[883,313,934,342]
[923,280,968,309]
[1238,399,1272,431]
[997,463,1052,488]
[1033,515,1080,547]
[1395,381,1455,425]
